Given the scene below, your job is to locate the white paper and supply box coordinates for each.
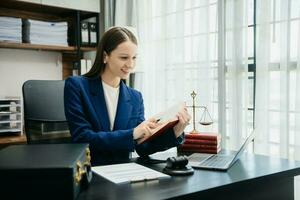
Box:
[152,102,185,123]
[92,163,170,184]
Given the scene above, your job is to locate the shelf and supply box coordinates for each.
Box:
[0,120,22,124]
[0,104,21,108]
[0,112,20,115]
[0,42,97,52]
[0,0,101,80]
[81,46,97,51]
[0,128,22,133]
[0,42,76,52]
[0,97,20,101]
[0,1,98,20]
[0,97,22,135]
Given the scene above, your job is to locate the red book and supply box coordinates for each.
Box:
[137,119,179,144]
[178,146,221,154]
[184,138,219,145]
[180,143,220,150]
[185,133,220,141]
[138,102,184,144]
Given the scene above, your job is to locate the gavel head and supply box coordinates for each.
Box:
[166,156,188,169]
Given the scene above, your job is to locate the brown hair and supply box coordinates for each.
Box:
[84,27,138,77]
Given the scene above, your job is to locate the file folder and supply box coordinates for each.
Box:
[89,22,97,46]
[80,59,87,75]
[73,61,80,76]
[80,21,89,46]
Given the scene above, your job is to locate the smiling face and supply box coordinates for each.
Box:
[102,40,137,87]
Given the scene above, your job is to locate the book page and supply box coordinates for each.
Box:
[137,102,185,144]
[151,102,185,123]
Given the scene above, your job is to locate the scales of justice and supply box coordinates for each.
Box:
[187,91,213,134]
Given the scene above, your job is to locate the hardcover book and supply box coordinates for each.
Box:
[180,143,220,150]
[184,138,219,145]
[178,146,221,154]
[185,132,221,141]
[137,102,184,144]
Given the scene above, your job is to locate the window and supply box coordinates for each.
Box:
[136,0,219,133]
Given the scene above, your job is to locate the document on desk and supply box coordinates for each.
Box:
[92,163,170,184]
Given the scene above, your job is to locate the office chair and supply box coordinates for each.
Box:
[22,80,71,144]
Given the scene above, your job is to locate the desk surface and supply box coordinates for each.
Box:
[78,153,300,200]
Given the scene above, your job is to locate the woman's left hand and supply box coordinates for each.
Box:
[173,106,191,138]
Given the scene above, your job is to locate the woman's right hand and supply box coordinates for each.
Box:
[133,118,158,140]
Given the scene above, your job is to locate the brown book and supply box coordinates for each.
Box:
[180,143,220,150]
[137,102,184,144]
[178,146,221,154]
[185,133,220,141]
[184,138,219,145]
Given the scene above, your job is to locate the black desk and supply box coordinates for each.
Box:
[78,153,300,200]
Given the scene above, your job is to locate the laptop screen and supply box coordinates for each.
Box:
[231,130,256,165]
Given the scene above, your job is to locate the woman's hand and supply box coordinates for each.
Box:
[133,118,158,140]
[173,106,191,138]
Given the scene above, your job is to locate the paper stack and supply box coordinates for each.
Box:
[92,163,170,184]
[178,132,221,154]
[0,16,22,43]
[24,19,68,46]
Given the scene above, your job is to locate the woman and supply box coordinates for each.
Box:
[64,27,190,166]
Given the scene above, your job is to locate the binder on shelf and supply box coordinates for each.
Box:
[72,61,80,76]
[80,59,87,75]
[86,59,92,72]
[79,59,92,75]
[80,21,89,46]
[88,22,97,46]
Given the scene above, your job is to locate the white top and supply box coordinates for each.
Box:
[102,81,120,131]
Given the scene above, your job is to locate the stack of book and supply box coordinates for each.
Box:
[178,133,221,154]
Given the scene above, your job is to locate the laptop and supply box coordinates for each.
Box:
[188,130,255,171]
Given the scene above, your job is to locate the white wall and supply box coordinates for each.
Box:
[0,48,62,98]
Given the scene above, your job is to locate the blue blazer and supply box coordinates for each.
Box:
[64,76,182,165]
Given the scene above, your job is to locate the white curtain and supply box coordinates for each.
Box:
[224,0,251,150]
[114,0,136,27]
[131,0,251,150]
[135,0,219,134]
[255,0,300,160]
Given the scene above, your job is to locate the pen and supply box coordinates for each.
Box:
[130,176,159,183]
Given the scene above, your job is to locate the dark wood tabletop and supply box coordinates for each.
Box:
[77,152,300,200]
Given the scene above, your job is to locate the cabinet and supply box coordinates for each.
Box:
[0,0,103,79]
[0,97,22,135]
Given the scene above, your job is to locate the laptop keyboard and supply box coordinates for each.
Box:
[200,155,233,168]
[188,153,212,162]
